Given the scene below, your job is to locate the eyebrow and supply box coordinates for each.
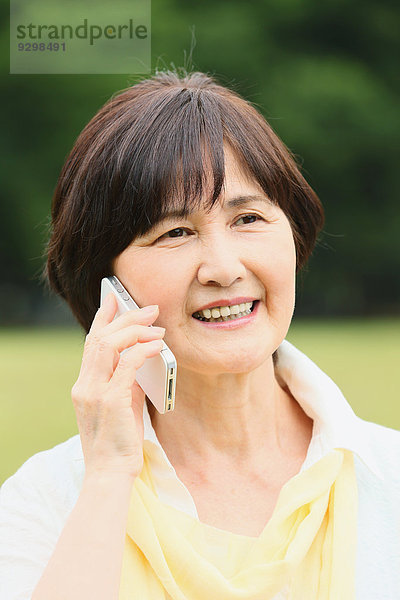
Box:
[161,194,274,221]
[225,194,274,209]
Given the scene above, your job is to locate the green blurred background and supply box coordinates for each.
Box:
[1,0,399,484]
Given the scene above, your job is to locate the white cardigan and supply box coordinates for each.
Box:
[1,340,399,599]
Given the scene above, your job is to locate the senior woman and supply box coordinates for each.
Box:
[1,70,399,600]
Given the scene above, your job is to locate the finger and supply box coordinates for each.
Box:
[107,324,165,352]
[130,380,146,425]
[81,325,166,383]
[89,293,118,337]
[109,339,164,391]
[83,300,158,363]
[99,304,160,337]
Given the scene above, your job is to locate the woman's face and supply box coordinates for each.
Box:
[113,146,296,375]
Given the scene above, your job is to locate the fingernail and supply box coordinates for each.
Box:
[153,326,166,333]
[141,304,159,313]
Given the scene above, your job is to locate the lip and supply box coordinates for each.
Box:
[192,296,259,314]
[192,299,260,329]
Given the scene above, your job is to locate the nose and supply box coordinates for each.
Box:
[196,235,247,287]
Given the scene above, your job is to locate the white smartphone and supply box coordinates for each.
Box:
[100,276,177,414]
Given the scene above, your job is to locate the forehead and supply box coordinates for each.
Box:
[222,146,264,194]
[161,145,272,221]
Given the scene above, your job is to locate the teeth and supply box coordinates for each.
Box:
[193,301,255,322]
[202,302,253,319]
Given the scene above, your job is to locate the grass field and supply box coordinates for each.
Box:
[1,319,399,485]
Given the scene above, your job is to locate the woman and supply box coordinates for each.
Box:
[1,69,399,600]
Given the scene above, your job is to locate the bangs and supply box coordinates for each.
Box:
[107,86,280,242]
[111,89,227,239]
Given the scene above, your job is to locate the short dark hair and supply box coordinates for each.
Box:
[44,69,324,333]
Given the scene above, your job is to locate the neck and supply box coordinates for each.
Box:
[148,356,313,473]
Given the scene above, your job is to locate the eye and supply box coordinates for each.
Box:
[158,227,190,240]
[235,214,263,225]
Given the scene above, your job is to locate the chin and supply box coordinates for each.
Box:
[193,346,275,375]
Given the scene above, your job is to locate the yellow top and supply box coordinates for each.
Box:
[119,446,358,599]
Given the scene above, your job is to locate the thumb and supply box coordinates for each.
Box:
[131,379,145,419]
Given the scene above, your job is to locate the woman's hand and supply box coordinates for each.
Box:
[71,293,165,481]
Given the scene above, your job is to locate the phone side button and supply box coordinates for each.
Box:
[112,278,124,291]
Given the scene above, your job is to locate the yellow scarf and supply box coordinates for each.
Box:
[119,447,358,599]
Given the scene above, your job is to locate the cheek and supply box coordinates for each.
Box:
[114,249,191,322]
[259,234,296,311]
[113,250,166,306]
[275,248,296,290]
[262,229,296,279]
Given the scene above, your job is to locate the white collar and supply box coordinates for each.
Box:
[143,339,384,481]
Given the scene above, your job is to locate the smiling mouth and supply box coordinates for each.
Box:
[192,300,258,322]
